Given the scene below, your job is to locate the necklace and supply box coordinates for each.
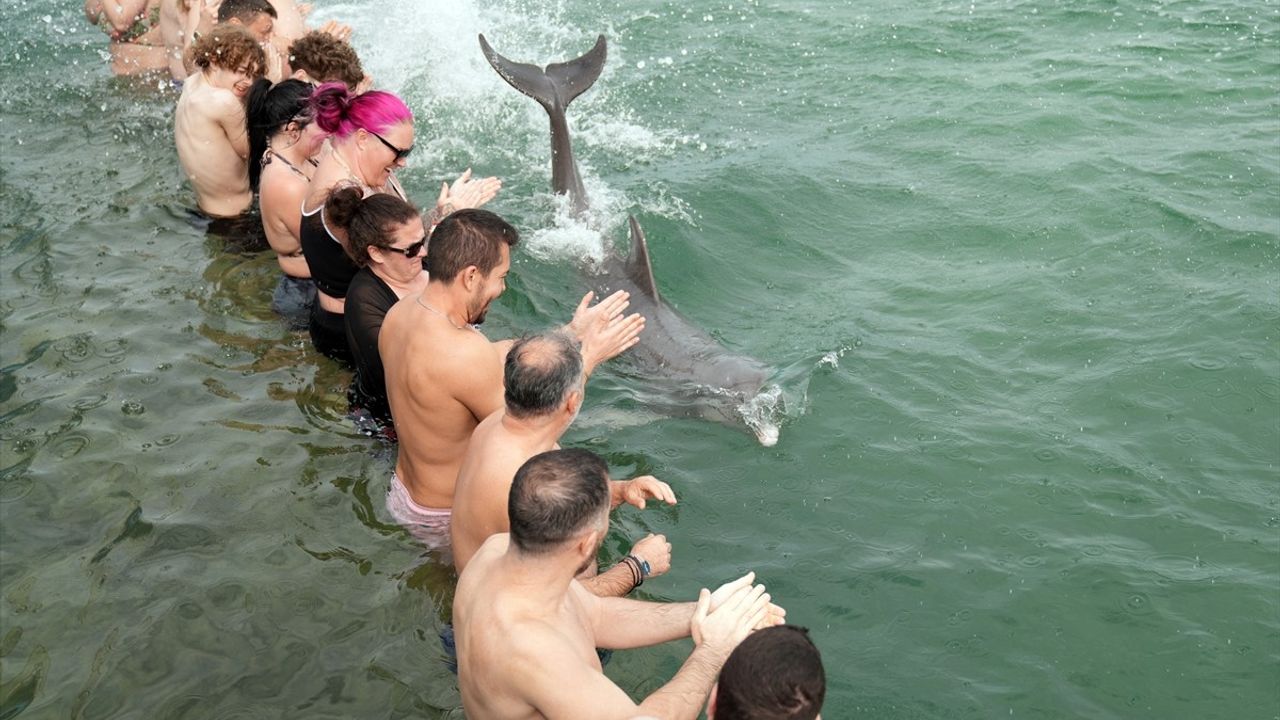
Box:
[415,296,467,330]
[330,145,368,191]
[263,147,309,180]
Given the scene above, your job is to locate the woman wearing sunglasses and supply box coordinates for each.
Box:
[324,187,427,439]
[247,78,328,328]
[300,83,500,365]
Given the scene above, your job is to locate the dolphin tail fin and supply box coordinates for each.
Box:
[626,216,661,302]
[478,34,607,112]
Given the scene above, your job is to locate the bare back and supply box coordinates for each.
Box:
[380,297,508,509]
[157,0,191,80]
[258,162,311,277]
[451,414,556,570]
[174,72,252,217]
[454,537,605,720]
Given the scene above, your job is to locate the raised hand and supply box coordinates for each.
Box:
[569,290,629,339]
[628,533,672,579]
[705,571,787,628]
[439,169,502,212]
[202,0,222,24]
[691,581,773,654]
[579,307,644,374]
[318,19,352,43]
[618,476,677,510]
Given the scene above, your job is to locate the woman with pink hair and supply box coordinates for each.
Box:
[299,83,500,364]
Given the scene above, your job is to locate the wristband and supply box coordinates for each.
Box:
[625,554,650,586]
[619,557,640,587]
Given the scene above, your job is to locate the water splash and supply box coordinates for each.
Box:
[738,383,784,446]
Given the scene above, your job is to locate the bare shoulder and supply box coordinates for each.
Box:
[260,170,306,209]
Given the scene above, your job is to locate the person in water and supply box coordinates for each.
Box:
[84,0,167,75]
[174,25,266,220]
[246,78,326,327]
[378,209,643,548]
[299,83,499,365]
[172,0,350,83]
[451,331,675,596]
[316,187,427,439]
[287,30,369,90]
[706,625,826,720]
[453,448,786,719]
[213,0,284,81]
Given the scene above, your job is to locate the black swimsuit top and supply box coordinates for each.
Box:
[299,205,359,299]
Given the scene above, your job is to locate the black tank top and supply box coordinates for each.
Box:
[299,205,359,299]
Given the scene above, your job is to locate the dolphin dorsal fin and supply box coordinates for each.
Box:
[479,34,606,111]
[626,216,661,302]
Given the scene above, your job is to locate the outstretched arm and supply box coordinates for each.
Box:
[93,0,151,35]
[632,582,776,719]
[581,532,673,597]
[610,476,677,510]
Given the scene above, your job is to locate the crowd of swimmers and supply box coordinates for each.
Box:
[88,1,826,716]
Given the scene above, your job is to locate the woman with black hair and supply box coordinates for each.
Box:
[324,186,428,438]
[246,78,328,328]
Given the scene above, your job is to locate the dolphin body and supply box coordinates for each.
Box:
[479,34,779,446]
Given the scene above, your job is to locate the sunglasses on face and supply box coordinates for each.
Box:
[384,237,426,258]
[368,130,414,161]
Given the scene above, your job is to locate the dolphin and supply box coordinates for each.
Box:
[479,33,780,445]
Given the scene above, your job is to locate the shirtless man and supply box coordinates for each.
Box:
[379,209,644,548]
[84,0,167,75]
[214,0,284,81]
[158,0,201,81]
[454,449,786,719]
[183,0,350,82]
[452,332,677,597]
[174,25,265,218]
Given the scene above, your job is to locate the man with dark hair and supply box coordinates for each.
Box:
[454,449,787,719]
[708,625,826,720]
[215,0,277,27]
[213,0,282,79]
[451,332,676,594]
[379,210,645,548]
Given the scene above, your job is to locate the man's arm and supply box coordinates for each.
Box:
[449,335,508,422]
[93,0,151,34]
[609,476,677,510]
[587,573,785,649]
[580,561,642,598]
[215,93,250,160]
[590,595,695,650]
[509,631,649,719]
[581,532,672,598]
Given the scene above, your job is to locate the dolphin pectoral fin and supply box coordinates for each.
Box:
[626,216,661,302]
[478,34,606,112]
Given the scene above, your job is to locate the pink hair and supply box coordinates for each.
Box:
[310,82,413,139]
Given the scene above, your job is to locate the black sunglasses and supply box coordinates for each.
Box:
[384,237,426,258]
[368,130,414,161]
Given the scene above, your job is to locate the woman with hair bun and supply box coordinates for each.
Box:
[324,186,426,438]
[246,78,328,328]
[299,82,501,365]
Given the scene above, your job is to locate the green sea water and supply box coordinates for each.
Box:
[1,0,1277,717]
